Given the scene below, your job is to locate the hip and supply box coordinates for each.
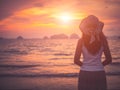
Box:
[80,65,104,71]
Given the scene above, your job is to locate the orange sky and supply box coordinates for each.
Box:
[0,0,120,38]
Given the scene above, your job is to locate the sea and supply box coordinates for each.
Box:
[0,33,120,78]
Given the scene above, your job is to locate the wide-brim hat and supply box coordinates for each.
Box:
[79,15,104,44]
[79,15,104,35]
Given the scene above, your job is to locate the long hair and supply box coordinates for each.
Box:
[82,32,105,55]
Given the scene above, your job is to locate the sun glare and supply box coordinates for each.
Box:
[60,14,71,22]
[56,13,72,23]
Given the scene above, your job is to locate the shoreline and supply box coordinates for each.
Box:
[0,76,119,90]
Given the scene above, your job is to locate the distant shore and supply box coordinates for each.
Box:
[0,35,120,40]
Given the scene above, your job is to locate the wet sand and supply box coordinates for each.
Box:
[0,76,120,90]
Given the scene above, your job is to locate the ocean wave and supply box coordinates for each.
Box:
[0,73,78,78]
[0,64,40,68]
[110,62,120,66]
[0,49,28,55]
[49,57,73,60]
[107,36,120,40]
[40,48,55,52]
[112,57,120,60]
[54,53,72,56]
[0,72,119,78]
[106,72,120,76]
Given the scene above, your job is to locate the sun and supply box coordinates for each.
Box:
[56,13,72,23]
[59,13,72,22]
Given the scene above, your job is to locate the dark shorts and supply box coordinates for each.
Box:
[78,70,107,90]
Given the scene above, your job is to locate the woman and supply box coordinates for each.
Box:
[74,15,112,90]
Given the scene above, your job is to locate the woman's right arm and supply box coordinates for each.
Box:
[74,39,83,67]
[102,36,112,66]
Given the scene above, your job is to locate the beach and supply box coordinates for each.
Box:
[0,76,120,90]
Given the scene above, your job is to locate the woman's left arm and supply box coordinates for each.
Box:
[102,37,112,66]
[74,39,83,67]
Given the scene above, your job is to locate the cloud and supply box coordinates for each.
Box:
[104,0,120,6]
[0,0,120,38]
[0,0,44,20]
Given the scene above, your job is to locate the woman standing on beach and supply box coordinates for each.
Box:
[74,15,112,90]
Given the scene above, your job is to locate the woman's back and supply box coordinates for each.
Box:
[81,42,104,71]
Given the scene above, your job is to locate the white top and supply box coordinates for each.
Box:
[80,45,104,71]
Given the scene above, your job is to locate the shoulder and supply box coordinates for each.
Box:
[101,33,109,50]
[102,34,108,46]
[77,38,83,47]
[100,32,108,46]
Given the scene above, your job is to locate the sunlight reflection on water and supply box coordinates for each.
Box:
[0,38,120,77]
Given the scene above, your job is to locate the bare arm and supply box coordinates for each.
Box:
[102,36,112,66]
[74,39,83,67]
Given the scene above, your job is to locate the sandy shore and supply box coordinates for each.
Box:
[0,76,120,90]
